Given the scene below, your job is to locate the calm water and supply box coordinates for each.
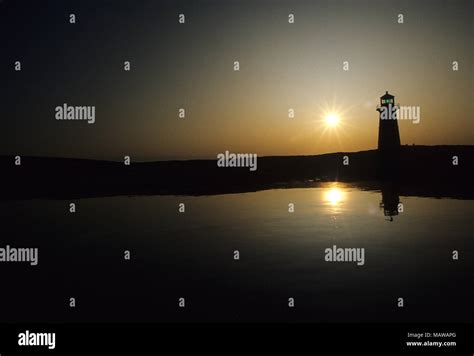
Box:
[1,183,473,323]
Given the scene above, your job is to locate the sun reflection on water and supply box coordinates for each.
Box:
[324,184,345,206]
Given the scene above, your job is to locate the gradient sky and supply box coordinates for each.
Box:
[1,0,472,160]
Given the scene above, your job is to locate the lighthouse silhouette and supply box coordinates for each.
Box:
[377,91,400,150]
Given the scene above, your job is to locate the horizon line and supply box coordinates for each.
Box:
[2,144,473,164]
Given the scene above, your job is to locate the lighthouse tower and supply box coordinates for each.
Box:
[377,91,400,150]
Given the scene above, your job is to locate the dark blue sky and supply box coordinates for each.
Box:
[1,0,472,160]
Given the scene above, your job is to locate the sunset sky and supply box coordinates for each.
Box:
[1,0,472,161]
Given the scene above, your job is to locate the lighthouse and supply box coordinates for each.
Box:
[377,91,400,150]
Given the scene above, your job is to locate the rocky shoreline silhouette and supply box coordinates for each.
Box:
[1,145,472,200]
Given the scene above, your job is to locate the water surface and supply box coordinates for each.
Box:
[1,183,472,323]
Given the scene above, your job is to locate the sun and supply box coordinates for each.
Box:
[325,113,340,127]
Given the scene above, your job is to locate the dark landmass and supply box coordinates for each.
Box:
[1,145,473,200]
